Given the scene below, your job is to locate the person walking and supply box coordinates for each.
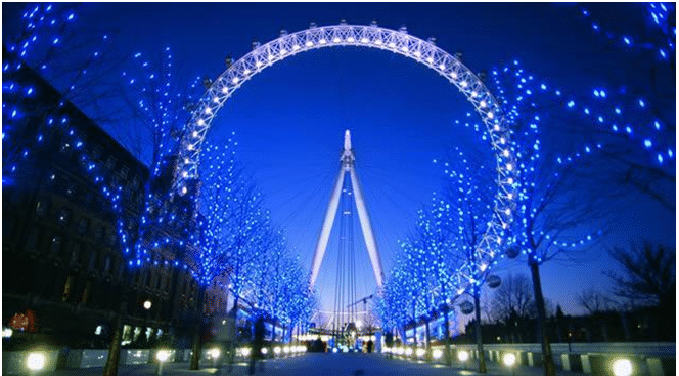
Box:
[249,314,266,374]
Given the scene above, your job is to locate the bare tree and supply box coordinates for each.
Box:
[577,287,612,314]
[605,243,675,309]
[491,274,534,323]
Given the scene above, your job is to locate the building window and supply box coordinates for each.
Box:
[77,217,89,235]
[47,170,57,185]
[107,233,117,247]
[61,275,73,301]
[90,145,102,160]
[103,254,112,273]
[106,155,117,170]
[94,225,104,241]
[81,280,92,303]
[120,165,129,179]
[88,251,97,270]
[51,235,62,254]
[25,227,42,252]
[57,207,71,226]
[65,184,76,198]
[70,243,80,263]
[117,261,125,281]
[35,199,49,217]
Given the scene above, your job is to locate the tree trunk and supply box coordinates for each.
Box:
[619,310,631,341]
[102,271,130,376]
[189,285,207,370]
[529,261,556,376]
[473,286,487,373]
[102,299,126,376]
[443,308,451,366]
[424,318,431,361]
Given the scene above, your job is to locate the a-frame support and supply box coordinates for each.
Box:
[309,130,384,288]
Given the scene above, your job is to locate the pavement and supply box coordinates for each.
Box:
[44,353,589,376]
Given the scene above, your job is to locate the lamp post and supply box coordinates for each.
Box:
[142,300,151,346]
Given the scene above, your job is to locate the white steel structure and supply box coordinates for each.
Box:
[310,130,383,288]
[173,23,518,297]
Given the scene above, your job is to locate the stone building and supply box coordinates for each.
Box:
[2,61,229,351]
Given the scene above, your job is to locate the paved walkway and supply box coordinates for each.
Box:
[45,353,588,376]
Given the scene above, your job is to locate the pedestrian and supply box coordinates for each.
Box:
[366,339,373,354]
[249,314,266,374]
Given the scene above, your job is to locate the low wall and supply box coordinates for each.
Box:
[392,344,675,376]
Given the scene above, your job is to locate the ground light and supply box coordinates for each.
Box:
[261,348,268,355]
[457,350,470,370]
[26,352,46,372]
[209,348,220,367]
[503,353,516,367]
[612,358,633,376]
[155,350,170,376]
[274,347,282,356]
[503,353,517,375]
[432,349,443,360]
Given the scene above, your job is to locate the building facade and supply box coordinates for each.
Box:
[2,62,229,351]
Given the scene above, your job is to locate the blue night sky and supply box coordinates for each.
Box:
[4,2,674,316]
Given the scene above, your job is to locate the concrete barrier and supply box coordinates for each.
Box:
[122,349,149,365]
[527,351,543,366]
[561,353,583,372]
[66,349,108,368]
[517,351,529,365]
[647,357,675,376]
